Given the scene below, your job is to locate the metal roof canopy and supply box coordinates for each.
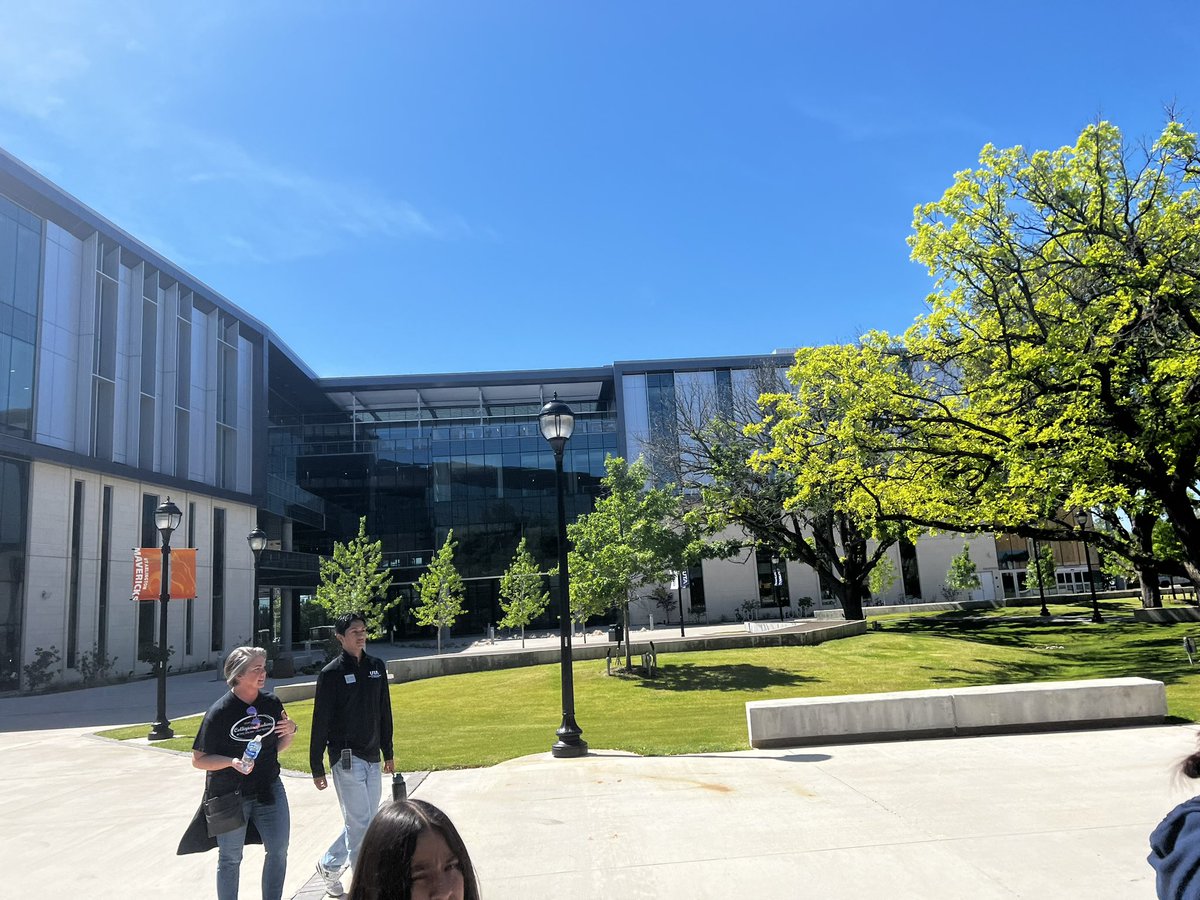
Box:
[318,368,613,415]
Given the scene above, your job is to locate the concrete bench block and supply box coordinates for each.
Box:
[1133,607,1200,623]
[747,690,957,749]
[949,677,1166,733]
[745,677,1167,749]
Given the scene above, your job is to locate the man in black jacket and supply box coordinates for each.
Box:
[310,612,394,898]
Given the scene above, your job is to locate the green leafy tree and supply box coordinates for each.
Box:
[901,119,1200,586]
[945,544,982,598]
[414,531,466,654]
[868,555,896,599]
[567,565,612,636]
[644,362,896,622]
[754,121,1200,610]
[1026,545,1057,592]
[497,537,549,648]
[315,516,395,637]
[649,584,676,624]
[567,456,680,668]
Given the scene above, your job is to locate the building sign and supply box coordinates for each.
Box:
[132,548,198,600]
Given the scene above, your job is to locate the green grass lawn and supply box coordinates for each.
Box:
[100,599,1200,771]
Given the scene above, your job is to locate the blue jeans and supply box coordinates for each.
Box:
[320,756,381,873]
[215,777,290,900]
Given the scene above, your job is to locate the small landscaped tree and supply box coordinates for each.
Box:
[946,544,981,599]
[498,537,549,648]
[868,555,897,602]
[567,456,680,669]
[568,565,613,641]
[315,516,395,637]
[1026,546,1056,593]
[414,531,466,654]
[650,584,676,626]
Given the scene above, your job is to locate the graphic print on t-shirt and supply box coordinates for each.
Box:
[229,705,276,742]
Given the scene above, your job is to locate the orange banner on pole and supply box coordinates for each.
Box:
[132,548,198,600]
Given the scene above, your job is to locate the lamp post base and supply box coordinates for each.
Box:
[551,736,589,758]
[148,722,175,741]
[551,717,588,758]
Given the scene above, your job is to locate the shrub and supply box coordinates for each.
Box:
[79,648,120,685]
[23,646,60,691]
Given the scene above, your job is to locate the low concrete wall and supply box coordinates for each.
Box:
[1133,607,1200,623]
[814,599,1003,620]
[745,676,1166,749]
[385,620,868,684]
[274,621,866,702]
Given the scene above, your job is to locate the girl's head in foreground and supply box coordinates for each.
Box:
[348,799,480,900]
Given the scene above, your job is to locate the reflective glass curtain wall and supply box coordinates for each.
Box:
[0,194,38,437]
[270,389,619,633]
[0,457,28,689]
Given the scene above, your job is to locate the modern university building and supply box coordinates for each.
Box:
[1,149,1088,691]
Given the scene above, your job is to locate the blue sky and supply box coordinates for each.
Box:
[0,1,1196,377]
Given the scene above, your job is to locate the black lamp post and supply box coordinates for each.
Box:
[539,393,587,759]
[1074,510,1103,624]
[771,553,785,622]
[148,497,183,741]
[248,526,267,641]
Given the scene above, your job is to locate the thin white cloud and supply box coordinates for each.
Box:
[0,2,465,267]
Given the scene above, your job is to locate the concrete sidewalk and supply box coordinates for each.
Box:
[414,727,1181,899]
[0,719,1186,898]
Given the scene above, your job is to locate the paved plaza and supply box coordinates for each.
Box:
[0,630,1190,898]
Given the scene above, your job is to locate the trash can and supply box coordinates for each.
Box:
[608,626,621,643]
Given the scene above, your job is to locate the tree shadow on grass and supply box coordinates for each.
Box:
[899,612,1200,688]
[627,662,819,693]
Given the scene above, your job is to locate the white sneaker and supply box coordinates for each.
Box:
[316,861,345,897]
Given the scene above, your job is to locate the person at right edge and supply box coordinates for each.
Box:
[1149,738,1200,899]
[310,611,395,899]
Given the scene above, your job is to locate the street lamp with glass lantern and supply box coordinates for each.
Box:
[1074,510,1103,624]
[248,526,267,642]
[148,497,183,741]
[539,393,587,759]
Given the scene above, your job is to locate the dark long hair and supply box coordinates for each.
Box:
[347,799,480,900]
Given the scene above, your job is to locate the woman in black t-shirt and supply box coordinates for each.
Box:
[193,646,298,900]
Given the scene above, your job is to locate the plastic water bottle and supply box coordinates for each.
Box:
[241,734,263,768]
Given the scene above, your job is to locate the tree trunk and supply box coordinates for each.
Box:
[1137,576,1162,609]
[520,625,525,649]
[1131,511,1162,609]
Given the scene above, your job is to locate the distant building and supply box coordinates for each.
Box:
[0,150,1088,691]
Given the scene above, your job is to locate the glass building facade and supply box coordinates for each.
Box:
[0,194,37,438]
[269,374,619,633]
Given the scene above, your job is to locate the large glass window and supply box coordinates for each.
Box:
[185,502,195,656]
[0,195,39,438]
[211,507,225,652]
[899,537,922,600]
[0,456,28,690]
[67,481,84,668]
[756,551,790,610]
[137,494,158,663]
[97,486,112,661]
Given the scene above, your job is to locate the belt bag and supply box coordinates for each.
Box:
[203,790,245,836]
